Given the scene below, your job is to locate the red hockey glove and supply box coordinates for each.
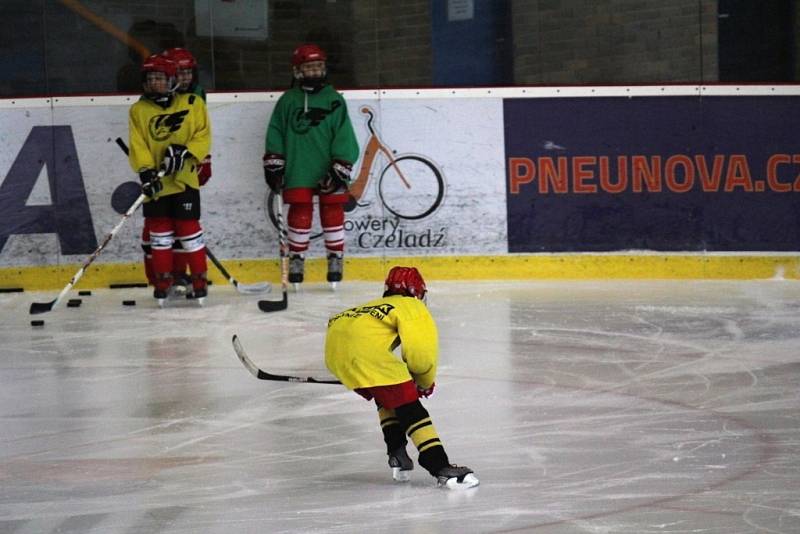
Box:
[416,382,435,398]
[198,154,212,185]
[263,153,285,193]
[319,160,352,194]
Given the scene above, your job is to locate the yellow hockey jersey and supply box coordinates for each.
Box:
[324,294,438,390]
[128,93,211,199]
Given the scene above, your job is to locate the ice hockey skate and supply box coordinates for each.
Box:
[435,465,479,490]
[169,272,192,298]
[188,286,207,306]
[327,252,343,289]
[186,274,208,306]
[154,278,207,308]
[153,287,169,308]
[288,254,304,291]
[388,447,413,482]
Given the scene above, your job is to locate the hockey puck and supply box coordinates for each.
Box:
[122,300,136,306]
[30,320,45,327]
[67,299,82,307]
[78,290,92,296]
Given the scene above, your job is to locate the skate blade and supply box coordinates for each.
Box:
[439,473,479,490]
[329,281,339,291]
[195,297,206,307]
[156,298,166,308]
[392,467,411,482]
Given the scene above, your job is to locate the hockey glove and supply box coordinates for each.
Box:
[319,160,352,194]
[198,154,212,186]
[160,144,190,176]
[139,169,162,198]
[416,382,435,398]
[263,153,286,193]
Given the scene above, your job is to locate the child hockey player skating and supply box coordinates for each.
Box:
[324,266,479,489]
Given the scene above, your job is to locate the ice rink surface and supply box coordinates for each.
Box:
[1,279,799,533]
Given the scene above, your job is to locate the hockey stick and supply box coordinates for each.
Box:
[205,248,271,294]
[257,192,288,312]
[115,137,270,295]
[232,335,341,384]
[29,174,161,314]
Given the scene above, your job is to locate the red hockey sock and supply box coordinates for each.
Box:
[148,217,174,289]
[320,203,345,253]
[287,202,313,254]
[172,251,189,280]
[174,219,206,288]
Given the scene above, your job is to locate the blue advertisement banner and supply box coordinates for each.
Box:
[504,96,800,252]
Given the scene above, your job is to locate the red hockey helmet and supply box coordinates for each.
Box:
[291,44,327,66]
[141,53,177,77]
[163,47,197,69]
[384,266,427,300]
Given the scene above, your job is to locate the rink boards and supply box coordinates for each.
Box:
[1,86,799,288]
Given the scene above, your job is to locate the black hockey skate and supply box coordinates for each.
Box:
[388,447,413,482]
[435,464,479,490]
[153,287,169,308]
[288,254,304,289]
[169,272,193,298]
[327,252,343,288]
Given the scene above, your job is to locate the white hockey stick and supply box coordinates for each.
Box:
[29,175,161,314]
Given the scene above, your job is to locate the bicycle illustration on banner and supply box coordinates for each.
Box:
[263,106,446,238]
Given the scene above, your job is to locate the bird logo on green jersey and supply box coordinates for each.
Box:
[291,100,341,134]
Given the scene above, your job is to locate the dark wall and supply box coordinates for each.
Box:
[2,0,799,97]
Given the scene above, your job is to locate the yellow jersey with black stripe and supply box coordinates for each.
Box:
[324,295,438,390]
[128,93,211,199]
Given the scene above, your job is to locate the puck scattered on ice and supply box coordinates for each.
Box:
[78,290,92,296]
[67,299,82,307]
[30,320,45,327]
[122,300,136,306]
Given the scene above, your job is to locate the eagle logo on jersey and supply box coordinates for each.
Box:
[149,110,189,141]
[291,100,341,134]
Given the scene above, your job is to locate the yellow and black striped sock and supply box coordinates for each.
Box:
[396,400,449,474]
[378,406,406,453]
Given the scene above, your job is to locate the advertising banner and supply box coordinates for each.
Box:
[0,95,507,267]
[504,96,800,252]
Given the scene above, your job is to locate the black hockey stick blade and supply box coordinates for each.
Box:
[29,299,57,314]
[231,335,341,384]
[257,290,287,312]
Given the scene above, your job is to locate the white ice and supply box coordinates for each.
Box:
[1,280,799,533]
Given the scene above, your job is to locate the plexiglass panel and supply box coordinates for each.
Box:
[0,0,797,97]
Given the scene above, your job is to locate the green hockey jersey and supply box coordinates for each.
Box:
[265,85,359,189]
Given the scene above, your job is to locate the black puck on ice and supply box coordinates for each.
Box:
[78,290,92,296]
[122,300,136,306]
[31,320,45,327]
[67,299,82,307]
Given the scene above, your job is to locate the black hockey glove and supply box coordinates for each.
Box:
[263,153,286,193]
[160,144,190,176]
[319,160,352,194]
[139,169,162,198]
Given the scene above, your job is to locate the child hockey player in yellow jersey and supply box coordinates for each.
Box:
[128,53,211,306]
[324,266,479,489]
